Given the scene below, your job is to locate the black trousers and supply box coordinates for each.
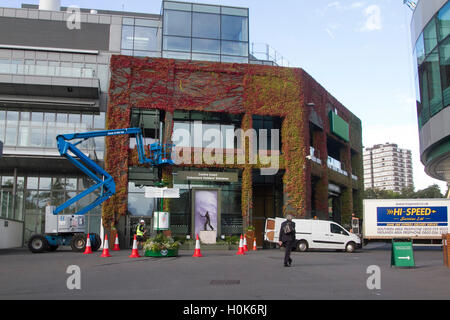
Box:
[283,240,293,265]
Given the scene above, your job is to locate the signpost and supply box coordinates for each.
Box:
[391,239,415,268]
[145,185,180,231]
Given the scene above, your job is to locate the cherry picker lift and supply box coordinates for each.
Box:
[28,127,173,253]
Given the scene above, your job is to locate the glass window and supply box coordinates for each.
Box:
[439,37,450,107]
[128,193,155,216]
[192,53,220,62]
[193,4,220,14]
[173,122,191,147]
[221,7,248,17]
[163,51,191,60]
[192,38,220,54]
[164,1,192,11]
[0,110,5,142]
[93,113,105,129]
[164,10,192,37]
[123,17,135,25]
[221,41,248,56]
[221,15,248,42]
[121,25,134,50]
[135,19,155,27]
[27,177,39,190]
[438,2,450,41]
[424,49,443,117]
[163,36,191,52]
[424,17,438,55]
[415,33,425,66]
[39,177,52,190]
[192,12,220,39]
[133,26,158,52]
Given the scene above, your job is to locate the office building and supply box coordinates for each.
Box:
[0,0,363,248]
[410,0,450,188]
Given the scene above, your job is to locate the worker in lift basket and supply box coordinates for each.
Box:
[136,220,147,249]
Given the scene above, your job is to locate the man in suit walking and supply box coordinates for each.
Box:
[278,214,296,267]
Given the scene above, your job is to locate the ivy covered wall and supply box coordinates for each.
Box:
[104,55,362,232]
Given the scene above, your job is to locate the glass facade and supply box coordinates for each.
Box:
[0,174,101,243]
[121,17,161,58]
[0,109,105,159]
[414,1,450,128]
[162,0,249,63]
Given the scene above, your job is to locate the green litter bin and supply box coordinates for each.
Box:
[391,239,415,268]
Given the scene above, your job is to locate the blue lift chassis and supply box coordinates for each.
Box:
[27,127,173,253]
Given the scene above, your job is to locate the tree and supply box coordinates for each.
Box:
[415,184,444,199]
[364,185,444,199]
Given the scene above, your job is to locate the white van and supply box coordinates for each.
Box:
[264,217,361,253]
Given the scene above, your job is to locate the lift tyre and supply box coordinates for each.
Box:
[91,233,101,252]
[71,233,86,252]
[28,235,49,253]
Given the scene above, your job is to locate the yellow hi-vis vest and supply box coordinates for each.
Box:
[136,224,144,236]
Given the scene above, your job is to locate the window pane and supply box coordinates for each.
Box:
[424,17,438,55]
[193,4,220,14]
[440,37,450,107]
[162,51,191,60]
[192,12,220,39]
[172,122,191,147]
[192,38,220,54]
[419,49,442,120]
[93,113,105,129]
[163,36,191,52]
[438,2,450,41]
[134,26,158,51]
[164,1,192,11]
[121,25,134,50]
[164,10,191,37]
[221,7,248,17]
[221,15,248,41]
[192,53,220,62]
[221,41,248,56]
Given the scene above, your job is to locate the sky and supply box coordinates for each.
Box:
[2,0,448,193]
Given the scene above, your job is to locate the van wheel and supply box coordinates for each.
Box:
[345,242,356,253]
[297,240,308,252]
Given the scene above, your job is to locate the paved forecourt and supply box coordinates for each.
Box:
[0,243,449,300]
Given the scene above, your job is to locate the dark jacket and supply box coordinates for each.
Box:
[279,220,296,243]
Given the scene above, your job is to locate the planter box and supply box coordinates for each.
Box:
[145,248,178,257]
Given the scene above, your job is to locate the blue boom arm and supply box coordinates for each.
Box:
[54,127,173,215]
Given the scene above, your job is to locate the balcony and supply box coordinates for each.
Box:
[327,156,348,176]
[308,146,322,165]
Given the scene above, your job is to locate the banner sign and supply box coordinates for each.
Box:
[145,187,180,199]
[377,207,448,226]
[174,171,238,183]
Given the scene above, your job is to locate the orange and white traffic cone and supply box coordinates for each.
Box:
[192,234,203,257]
[253,238,258,251]
[112,233,120,251]
[243,235,249,252]
[83,234,93,255]
[100,234,112,257]
[236,234,246,255]
[129,235,141,258]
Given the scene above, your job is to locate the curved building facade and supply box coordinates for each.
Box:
[411,0,450,184]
